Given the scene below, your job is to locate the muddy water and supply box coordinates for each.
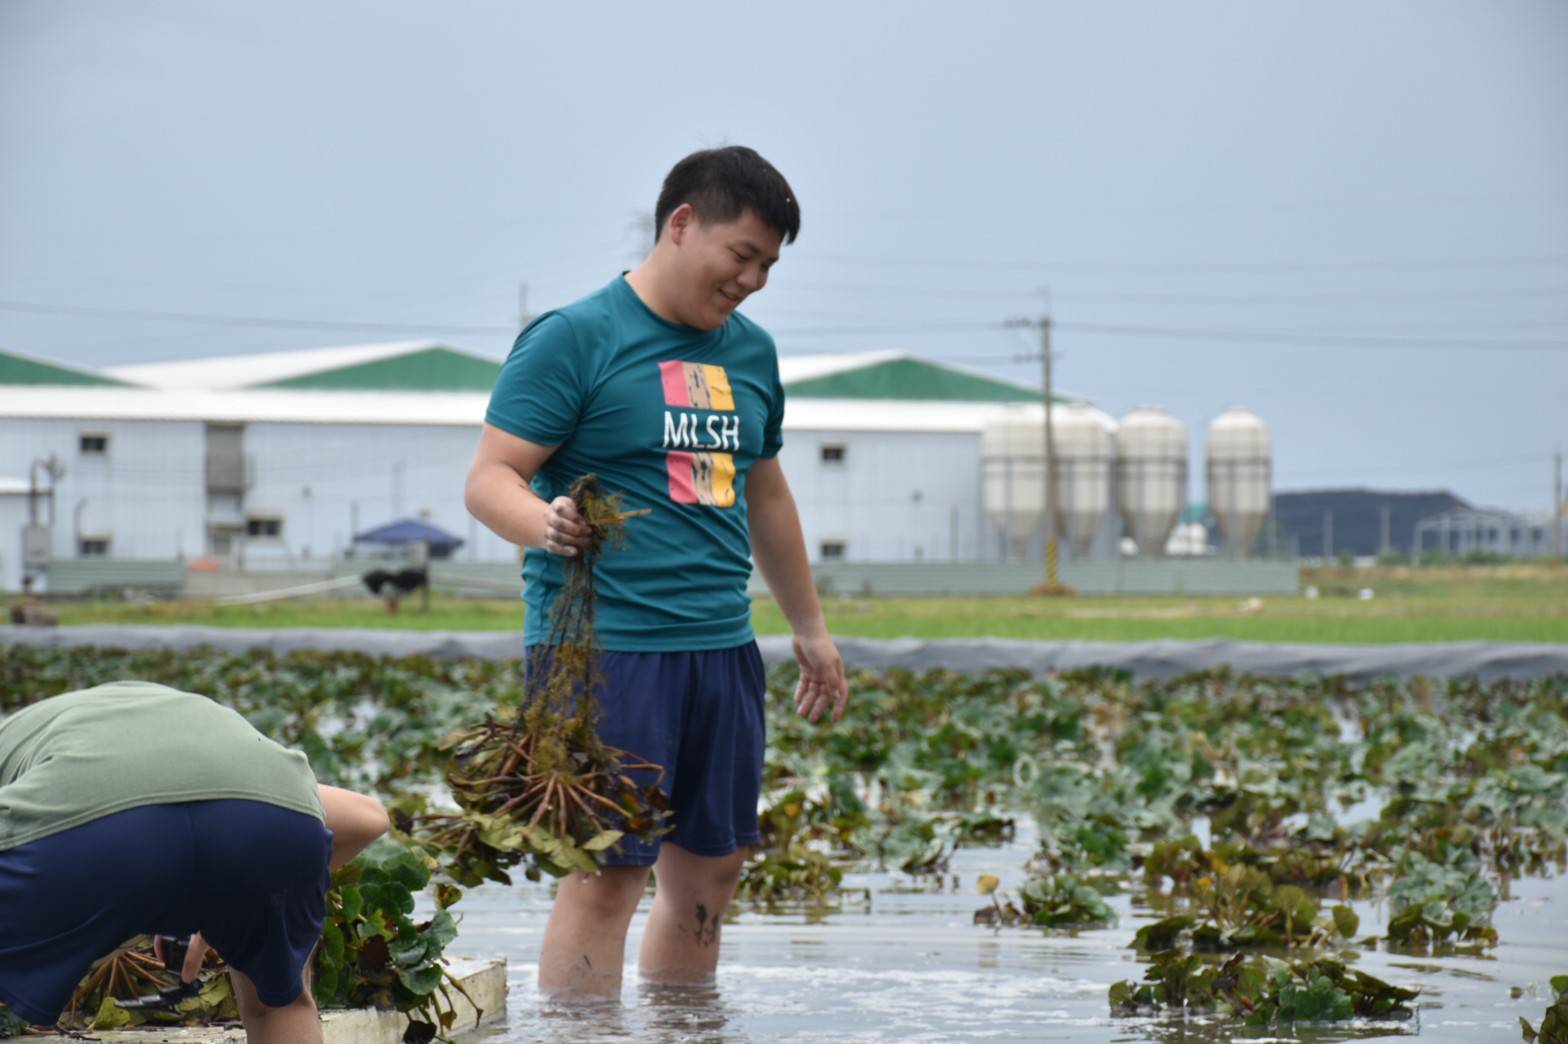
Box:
[445,819,1566,1042]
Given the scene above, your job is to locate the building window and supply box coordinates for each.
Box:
[79,536,111,557]
[246,516,283,539]
[820,443,846,465]
[79,433,109,455]
[820,540,846,561]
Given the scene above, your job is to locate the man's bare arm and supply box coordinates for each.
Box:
[318,784,390,872]
[747,457,847,721]
[746,457,824,635]
[464,423,589,555]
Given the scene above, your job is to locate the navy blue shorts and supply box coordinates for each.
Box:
[526,642,767,868]
[0,800,332,1026]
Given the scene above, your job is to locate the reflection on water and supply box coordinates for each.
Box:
[450,817,1566,1043]
[640,980,737,1041]
[532,994,629,1042]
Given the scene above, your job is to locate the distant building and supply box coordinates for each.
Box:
[0,342,1065,590]
[1273,489,1470,558]
[1412,507,1558,559]
[1274,488,1563,560]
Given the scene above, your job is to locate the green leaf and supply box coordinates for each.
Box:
[381,849,432,892]
[425,909,459,950]
[339,884,364,923]
[582,829,625,853]
[1332,904,1360,938]
[1133,915,1193,951]
[390,935,429,968]
[91,996,133,1031]
[313,962,343,1008]
[397,964,443,996]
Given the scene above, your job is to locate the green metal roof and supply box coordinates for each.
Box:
[250,346,503,391]
[0,348,127,387]
[783,358,1047,402]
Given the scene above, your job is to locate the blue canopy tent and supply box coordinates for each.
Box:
[353,518,465,559]
[352,518,464,613]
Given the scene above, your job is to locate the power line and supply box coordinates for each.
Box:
[1052,320,1568,352]
[780,319,1568,351]
[771,321,1005,337]
[780,280,1568,306]
[807,251,1568,275]
[5,296,1566,352]
[1051,285,1568,305]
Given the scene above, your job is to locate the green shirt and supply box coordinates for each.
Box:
[485,275,786,651]
[0,681,322,851]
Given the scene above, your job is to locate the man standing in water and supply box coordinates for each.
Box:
[466,145,847,997]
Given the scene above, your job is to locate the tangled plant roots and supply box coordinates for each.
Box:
[420,476,669,881]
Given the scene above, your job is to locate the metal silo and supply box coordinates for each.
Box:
[982,407,1045,559]
[1051,403,1118,558]
[1206,407,1272,557]
[1116,406,1188,557]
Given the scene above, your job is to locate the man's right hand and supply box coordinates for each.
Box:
[154,932,210,984]
[543,496,592,557]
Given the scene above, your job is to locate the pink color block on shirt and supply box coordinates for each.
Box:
[659,360,691,408]
[665,452,698,503]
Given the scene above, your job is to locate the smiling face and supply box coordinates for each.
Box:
[664,205,783,331]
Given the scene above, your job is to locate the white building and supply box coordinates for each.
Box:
[0,476,32,593]
[0,342,1055,590]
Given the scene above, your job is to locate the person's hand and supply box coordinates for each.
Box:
[153,932,212,984]
[792,631,848,723]
[542,496,591,557]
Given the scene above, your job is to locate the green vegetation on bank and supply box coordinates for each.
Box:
[33,565,1568,643]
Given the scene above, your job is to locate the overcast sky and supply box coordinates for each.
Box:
[2,0,1564,512]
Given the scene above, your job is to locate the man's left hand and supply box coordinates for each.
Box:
[791,631,847,723]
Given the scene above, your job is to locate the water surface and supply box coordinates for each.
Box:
[444,820,1566,1042]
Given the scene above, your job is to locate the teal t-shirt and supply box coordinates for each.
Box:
[485,275,785,651]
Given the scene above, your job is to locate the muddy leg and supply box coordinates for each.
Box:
[639,843,747,983]
[539,865,650,999]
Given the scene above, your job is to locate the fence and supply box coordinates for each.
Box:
[38,556,1298,599]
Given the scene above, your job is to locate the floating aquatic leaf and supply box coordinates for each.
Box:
[1111,951,1415,1026]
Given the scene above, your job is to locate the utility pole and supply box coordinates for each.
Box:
[1380,505,1391,558]
[518,282,533,329]
[1555,447,1563,562]
[1039,311,1060,590]
[1004,299,1066,593]
[1323,510,1333,561]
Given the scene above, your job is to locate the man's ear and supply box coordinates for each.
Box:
[666,203,696,245]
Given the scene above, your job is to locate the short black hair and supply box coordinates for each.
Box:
[654,146,800,245]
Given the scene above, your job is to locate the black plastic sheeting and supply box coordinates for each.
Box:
[3,626,1566,682]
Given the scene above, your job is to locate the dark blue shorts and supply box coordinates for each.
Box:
[0,800,332,1026]
[526,642,767,868]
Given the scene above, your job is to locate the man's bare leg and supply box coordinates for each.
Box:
[538,865,650,998]
[639,844,747,983]
[230,968,321,1044]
